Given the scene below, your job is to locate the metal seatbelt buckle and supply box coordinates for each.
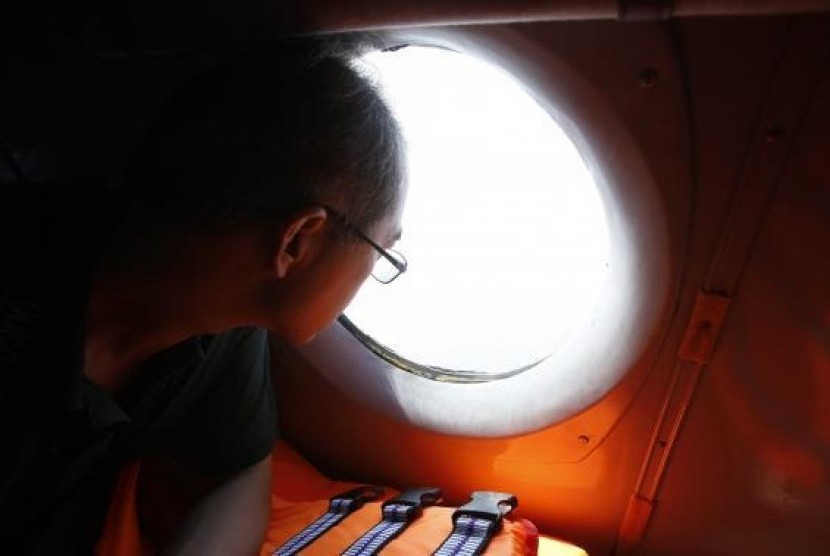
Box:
[452,491,518,531]
[330,485,385,513]
[383,486,443,521]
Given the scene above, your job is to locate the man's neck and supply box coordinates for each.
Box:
[83,229,269,391]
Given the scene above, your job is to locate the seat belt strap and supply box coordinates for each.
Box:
[432,491,517,556]
[273,486,384,556]
[342,487,443,556]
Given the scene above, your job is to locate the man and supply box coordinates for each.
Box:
[0,36,406,554]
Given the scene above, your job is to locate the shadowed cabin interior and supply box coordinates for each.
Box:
[2,1,829,555]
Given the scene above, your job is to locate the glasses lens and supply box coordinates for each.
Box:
[372,250,405,284]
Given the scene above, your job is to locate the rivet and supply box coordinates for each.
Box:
[639,68,659,88]
[578,435,591,445]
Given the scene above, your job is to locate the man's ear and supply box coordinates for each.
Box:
[273,207,328,279]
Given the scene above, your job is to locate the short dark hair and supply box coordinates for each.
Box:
[127,35,405,236]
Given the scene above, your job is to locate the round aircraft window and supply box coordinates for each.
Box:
[300,29,670,437]
[344,46,610,380]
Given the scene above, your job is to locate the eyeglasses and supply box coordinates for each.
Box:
[321,205,408,284]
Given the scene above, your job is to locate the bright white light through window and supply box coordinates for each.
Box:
[345,46,609,376]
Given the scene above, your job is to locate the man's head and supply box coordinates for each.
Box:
[130,35,405,234]
[127,35,406,342]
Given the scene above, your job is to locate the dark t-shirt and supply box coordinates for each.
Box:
[0,187,278,553]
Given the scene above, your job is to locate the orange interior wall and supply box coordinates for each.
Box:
[271,15,830,556]
[271,338,667,555]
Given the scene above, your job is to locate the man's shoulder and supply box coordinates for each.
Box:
[146,325,276,474]
[195,327,268,375]
[207,326,266,345]
[159,327,267,395]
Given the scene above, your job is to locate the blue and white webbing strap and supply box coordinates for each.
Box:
[342,487,443,556]
[432,491,518,556]
[273,486,383,556]
[341,503,412,555]
[432,515,498,556]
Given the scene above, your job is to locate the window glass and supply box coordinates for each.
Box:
[345,46,609,377]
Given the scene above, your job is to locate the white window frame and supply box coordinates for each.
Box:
[298,26,671,437]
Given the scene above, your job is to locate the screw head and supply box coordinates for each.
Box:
[578,435,591,445]
[639,68,659,88]
[765,126,785,142]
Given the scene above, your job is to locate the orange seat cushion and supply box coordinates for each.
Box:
[98,441,543,555]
